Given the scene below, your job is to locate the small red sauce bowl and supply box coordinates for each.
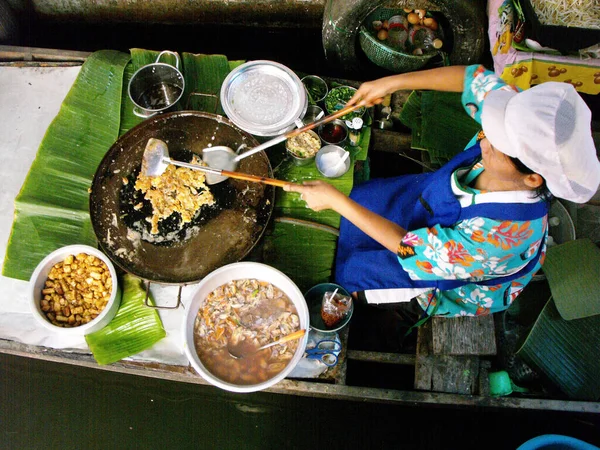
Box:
[318,119,348,146]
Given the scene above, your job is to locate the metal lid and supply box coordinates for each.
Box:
[220,60,307,136]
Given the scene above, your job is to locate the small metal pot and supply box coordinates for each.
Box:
[302,105,325,125]
[301,75,329,104]
[128,51,185,118]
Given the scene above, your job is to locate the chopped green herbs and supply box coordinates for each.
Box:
[324,86,365,120]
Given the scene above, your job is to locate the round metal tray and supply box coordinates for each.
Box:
[220,60,307,136]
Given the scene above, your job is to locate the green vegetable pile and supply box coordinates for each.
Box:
[324,86,365,120]
[306,85,327,105]
[302,77,328,105]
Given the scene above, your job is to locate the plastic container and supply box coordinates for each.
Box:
[517,434,599,450]
[346,117,364,147]
[520,0,600,53]
[304,283,353,334]
[408,26,443,54]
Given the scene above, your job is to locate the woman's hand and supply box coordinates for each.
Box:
[285,180,408,252]
[283,180,346,212]
[346,77,399,108]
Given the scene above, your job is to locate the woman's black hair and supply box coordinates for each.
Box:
[510,156,553,202]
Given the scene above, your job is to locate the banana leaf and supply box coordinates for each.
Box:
[420,91,479,162]
[131,48,178,69]
[542,239,600,320]
[228,60,246,72]
[182,52,230,114]
[3,50,131,280]
[261,220,340,293]
[85,273,166,365]
[399,90,480,167]
[353,126,371,162]
[271,142,356,229]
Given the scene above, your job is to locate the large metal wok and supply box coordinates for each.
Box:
[89,111,275,293]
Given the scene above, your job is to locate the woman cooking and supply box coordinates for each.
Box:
[284,64,600,327]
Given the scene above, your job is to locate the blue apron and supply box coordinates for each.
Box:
[335,144,548,294]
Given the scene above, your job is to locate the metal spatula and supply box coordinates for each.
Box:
[141,138,290,187]
[202,103,365,172]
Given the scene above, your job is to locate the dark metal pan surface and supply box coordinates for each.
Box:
[90,111,275,284]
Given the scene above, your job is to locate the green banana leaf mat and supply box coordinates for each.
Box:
[3,49,363,362]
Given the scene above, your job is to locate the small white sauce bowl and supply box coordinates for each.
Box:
[316,145,351,178]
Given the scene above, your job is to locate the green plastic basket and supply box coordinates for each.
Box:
[359,8,435,73]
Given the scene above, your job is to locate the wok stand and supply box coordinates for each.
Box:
[144,281,184,310]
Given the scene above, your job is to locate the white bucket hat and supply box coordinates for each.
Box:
[481,82,600,204]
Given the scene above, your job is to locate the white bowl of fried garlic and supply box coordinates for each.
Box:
[29,245,122,335]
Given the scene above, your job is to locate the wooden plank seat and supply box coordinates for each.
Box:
[414,316,496,395]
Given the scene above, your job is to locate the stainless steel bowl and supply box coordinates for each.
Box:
[318,119,348,146]
[302,105,324,125]
[301,75,328,104]
[285,129,321,166]
[316,145,351,178]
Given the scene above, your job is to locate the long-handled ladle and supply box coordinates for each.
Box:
[202,102,365,175]
[141,138,291,187]
[227,329,306,359]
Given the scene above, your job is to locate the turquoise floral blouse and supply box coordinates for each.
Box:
[399,65,548,317]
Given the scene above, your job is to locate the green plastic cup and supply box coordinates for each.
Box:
[489,370,529,397]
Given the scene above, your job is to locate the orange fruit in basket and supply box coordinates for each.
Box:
[407,12,420,25]
[423,17,438,30]
[377,29,389,41]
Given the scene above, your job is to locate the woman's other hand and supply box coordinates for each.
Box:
[346,66,467,108]
[283,180,346,212]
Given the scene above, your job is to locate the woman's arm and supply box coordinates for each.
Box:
[282,67,470,252]
[347,65,467,107]
[283,181,406,253]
